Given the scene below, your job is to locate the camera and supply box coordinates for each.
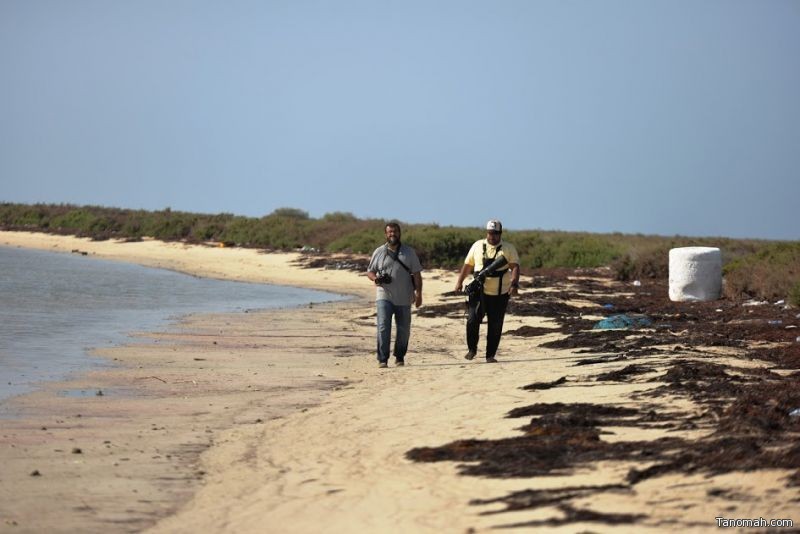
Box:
[464,278,483,296]
[462,256,509,297]
[375,270,392,285]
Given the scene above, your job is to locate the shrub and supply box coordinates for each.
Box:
[723,243,800,302]
[612,244,672,281]
[218,216,259,245]
[0,203,52,227]
[404,227,477,267]
[322,211,359,222]
[50,209,100,234]
[2,202,797,305]
[790,282,800,307]
[328,227,385,254]
[270,207,309,219]
[547,235,621,268]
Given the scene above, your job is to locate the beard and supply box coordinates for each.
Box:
[387,236,399,246]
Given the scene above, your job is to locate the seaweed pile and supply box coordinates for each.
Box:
[407,273,800,527]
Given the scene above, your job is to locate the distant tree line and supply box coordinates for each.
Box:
[1,202,798,304]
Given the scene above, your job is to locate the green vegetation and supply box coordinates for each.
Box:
[723,242,800,305]
[1,202,797,303]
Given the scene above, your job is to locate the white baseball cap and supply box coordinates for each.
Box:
[485,219,503,232]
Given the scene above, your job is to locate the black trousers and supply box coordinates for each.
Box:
[466,292,510,359]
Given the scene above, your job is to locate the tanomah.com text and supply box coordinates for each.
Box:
[716,517,793,528]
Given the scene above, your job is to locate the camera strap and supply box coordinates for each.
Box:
[482,242,506,295]
[385,244,416,289]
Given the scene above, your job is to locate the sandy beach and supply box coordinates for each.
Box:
[1,230,798,533]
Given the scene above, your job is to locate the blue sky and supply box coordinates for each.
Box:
[2,1,798,240]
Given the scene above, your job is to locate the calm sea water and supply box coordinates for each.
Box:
[0,246,346,402]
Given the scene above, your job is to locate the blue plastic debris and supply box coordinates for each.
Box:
[602,303,615,310]
[593,314,653,330]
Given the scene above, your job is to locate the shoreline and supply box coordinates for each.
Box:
[2,230,799,532]
[0,230,374,296]
[0,241,352,406]
[0,231,384,532]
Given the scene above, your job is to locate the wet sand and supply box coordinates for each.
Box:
[1,231,798,533]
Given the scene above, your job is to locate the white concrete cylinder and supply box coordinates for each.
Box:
[668,247,722,302]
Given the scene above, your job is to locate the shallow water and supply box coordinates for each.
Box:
[0,245,346,402]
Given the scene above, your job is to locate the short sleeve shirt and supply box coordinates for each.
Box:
[367,243,423,305]
[464,239,520,295]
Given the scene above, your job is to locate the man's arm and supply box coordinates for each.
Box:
[413,272,423,307]
[508,263,520,296]
[454,263,474,293]
[366,249,380,284]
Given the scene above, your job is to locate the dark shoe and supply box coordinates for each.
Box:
[395,360,405,367]
[378,362,388,368]
[486,357,497,363]
[464,350,476,360]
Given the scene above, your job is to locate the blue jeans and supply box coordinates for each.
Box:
[376,300,411,363]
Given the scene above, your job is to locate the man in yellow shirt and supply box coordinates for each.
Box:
[454,220,520,363]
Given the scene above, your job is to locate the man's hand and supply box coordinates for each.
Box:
[509,286,519,297]
[414,290,422,308]
[454,281,463,293]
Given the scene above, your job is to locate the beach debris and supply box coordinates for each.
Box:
[575,355,628,366]
[593,314,653,330]
[522,376,567,390]
[138,375,167,383]
[632,280,642,287]
[506,325,560,337]
[96,390,103,396]
[71,448,82,454]
[409,271,800,523]
[668,247,722,302]
[30,470,41,476]
[596,364,652,382]
[775,299,785,305]
[768,320,783,326]
[602,303,614,310]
